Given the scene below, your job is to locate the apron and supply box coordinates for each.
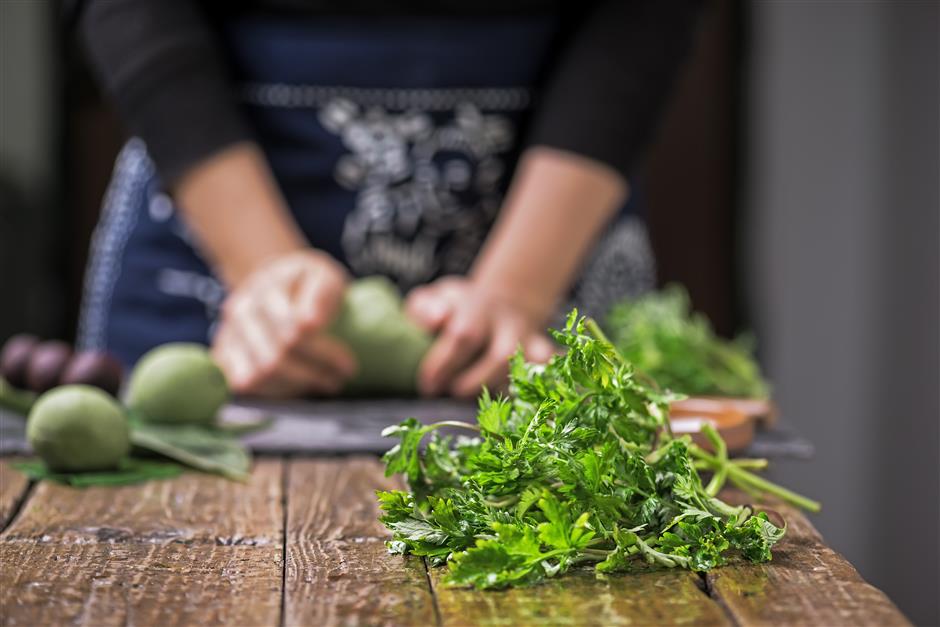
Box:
[78,16,655,367]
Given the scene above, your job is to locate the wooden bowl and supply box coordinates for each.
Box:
[668,398,756,454]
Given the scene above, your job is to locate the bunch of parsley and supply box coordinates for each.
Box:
[377,313,817,589]
[604,285,769,398]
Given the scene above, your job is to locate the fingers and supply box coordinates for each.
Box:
[448,331,557,399]
[291,333,358,381]
[405,278,462,333]
[213,265,356,397]
[214,319,346,397]
[449,324,521,399]
[418,308,489,396]
[294,259,347,330]
[211,330,253,389]
[228,350,343,397]
[524,333,556,364]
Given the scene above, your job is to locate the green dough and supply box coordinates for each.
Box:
[125,343,229,424]
[331,277,433,395]
[27,385,130,472]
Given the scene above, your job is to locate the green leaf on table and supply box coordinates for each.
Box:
[213,413,275,436]
[128,416,252,481]
[0,377,36,417]
[12,457,183,487]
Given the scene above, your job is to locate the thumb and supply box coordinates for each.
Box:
[405,286,452,333]
[524,333,556,364]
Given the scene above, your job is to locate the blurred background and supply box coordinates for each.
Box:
[1,0,937,623]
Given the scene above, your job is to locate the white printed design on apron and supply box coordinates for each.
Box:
[317,93,521,289]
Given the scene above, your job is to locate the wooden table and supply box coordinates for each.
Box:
[0,456,908,626]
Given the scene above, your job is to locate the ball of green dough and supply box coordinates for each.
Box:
[125,343,228,424]
[27,385,129,472]
[331,277,433,395]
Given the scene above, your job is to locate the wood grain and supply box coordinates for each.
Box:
[284,456,438,626]
[0,542,281,626]
[0,457,911,627]
[0,459,284,627]
[0,461,29,529]
[2,459,283,545]
[707,497,911,626]
[430,566,729,627]
[286,456,398,541]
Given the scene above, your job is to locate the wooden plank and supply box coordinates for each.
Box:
[284,456,438,627]
[0,461,30,529]
[430,566,729,626]
[2,459,283,545]
[0,542,281,626]
[706,500,911,626]
[288,538,438,627]
[0,459,284,627]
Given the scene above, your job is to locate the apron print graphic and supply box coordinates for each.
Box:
[320,98,516,288]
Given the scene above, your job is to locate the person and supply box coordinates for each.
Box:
[73,0,701,399]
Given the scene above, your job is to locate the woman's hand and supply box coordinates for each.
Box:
[408,147,626,399]
[211,250,357,397]
[406,277,556,399]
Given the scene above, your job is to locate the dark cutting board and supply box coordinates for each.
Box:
[0,398,813,458]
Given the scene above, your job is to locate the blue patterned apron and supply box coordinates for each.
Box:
[78,17,654,367]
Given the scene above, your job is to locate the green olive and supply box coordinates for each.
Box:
[331,276,433,395]
[125,343,228,424]
[27,385,129,472]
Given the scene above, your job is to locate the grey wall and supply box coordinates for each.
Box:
[745,1,939,624]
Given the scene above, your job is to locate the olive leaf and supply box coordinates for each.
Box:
[128,412,252,481]
[213,413,275,436]
[0,377,36,416]
[13,457,183,487]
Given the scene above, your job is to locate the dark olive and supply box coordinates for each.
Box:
[1,334,40,388]
[60,351,124,396]
[25,340,73,393]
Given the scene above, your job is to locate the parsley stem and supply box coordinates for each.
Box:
[585,318,613,347]
[726,466,821,513]
[574,548,615,563]
[689,445,821,512]
[427,420,481,432]
[731,458,769,470]
[702,424,729,496]
[484,495,520,508]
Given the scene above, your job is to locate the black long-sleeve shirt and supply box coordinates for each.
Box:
[76,0,702,184]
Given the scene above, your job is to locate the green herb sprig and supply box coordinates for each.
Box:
[377,312,818,589]
[604,285,769,398]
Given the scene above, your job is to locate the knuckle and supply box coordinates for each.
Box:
[491,338,519,362]
[229,372,255,393]
[405,287,429,308]
[450,323,484,349]
[452,382,480,400]
[253,356,279,381]
[281,325,307,351]
[299,312,326,333]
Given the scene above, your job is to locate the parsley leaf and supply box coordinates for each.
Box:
[378,310,817,589]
